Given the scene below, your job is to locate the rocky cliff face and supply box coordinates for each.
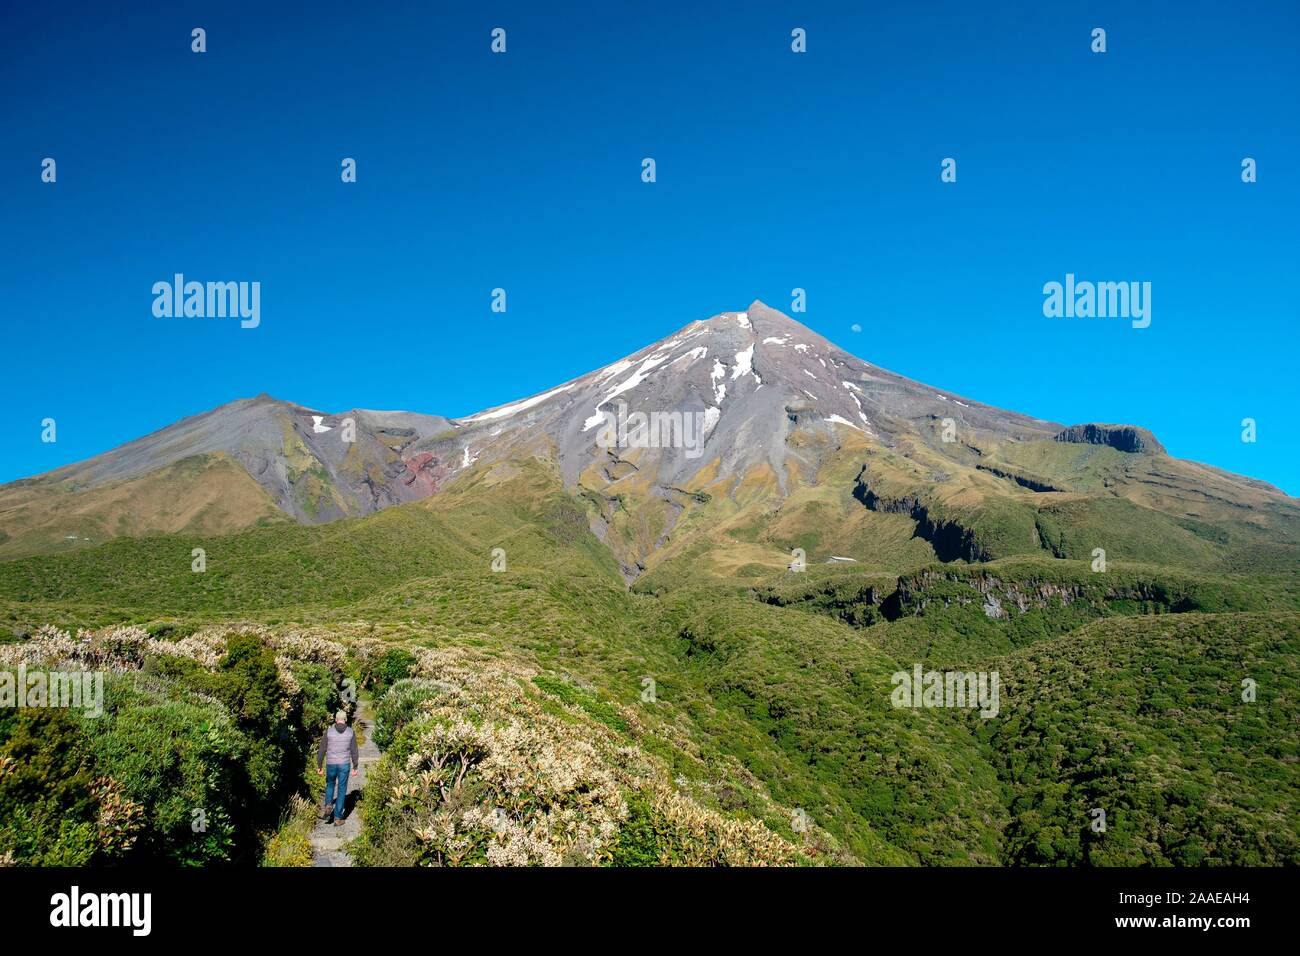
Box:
[1054,423,1164,454]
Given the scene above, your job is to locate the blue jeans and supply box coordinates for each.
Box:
[324,763,351,819]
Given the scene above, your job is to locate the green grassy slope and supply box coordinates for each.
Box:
[0,454,291,561]
[0,460,1295,866]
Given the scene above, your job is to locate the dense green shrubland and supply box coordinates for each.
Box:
[0,627,351,866]
[976,613,1300,865]
[0,479,1296,867]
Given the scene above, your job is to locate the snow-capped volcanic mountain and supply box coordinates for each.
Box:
[441,299,1058,491]
[2,301,1294,573]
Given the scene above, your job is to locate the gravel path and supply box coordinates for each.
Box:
[310,703,380,867]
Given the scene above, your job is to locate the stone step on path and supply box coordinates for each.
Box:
[310,702,381,867]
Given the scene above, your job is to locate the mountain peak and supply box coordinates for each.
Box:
[745,298,797,325]
[678,301,836,354]
[432,301,1068,532]
[2,302,1293,575]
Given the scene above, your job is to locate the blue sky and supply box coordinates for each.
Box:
[3,0,1297,493]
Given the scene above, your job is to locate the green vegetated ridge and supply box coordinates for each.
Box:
[1,457,1297,866]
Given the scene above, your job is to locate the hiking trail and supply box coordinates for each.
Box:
[309,700,380,867]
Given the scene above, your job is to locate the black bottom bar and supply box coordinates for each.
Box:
[3,866,1293,942]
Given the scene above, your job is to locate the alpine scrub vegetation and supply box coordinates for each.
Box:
[0,625,352,866]
[3,533,1295,866]
[352,649,829,867]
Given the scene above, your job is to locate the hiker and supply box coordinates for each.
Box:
[317,710,359,825]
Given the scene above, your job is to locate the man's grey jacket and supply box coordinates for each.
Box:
[318,723,358,769]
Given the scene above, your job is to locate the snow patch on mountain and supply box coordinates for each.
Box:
[703,406,721,434]
[670,346,708,367]
[731,344,755,381]
[581,353,672,431]
[602,354,670,403]
[711,360,727,403]
[593,359,634,383]
[464,383,573,423]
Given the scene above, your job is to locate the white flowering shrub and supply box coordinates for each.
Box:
[4,623,834,867]
[355,648,812,867]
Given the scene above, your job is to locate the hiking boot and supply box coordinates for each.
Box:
[333,818,345,827]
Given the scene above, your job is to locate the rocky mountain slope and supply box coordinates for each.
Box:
[2,301,1296,574]
[0,398,452,557]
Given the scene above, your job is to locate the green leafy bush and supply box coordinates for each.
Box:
[0,709,102,865]
[359,646,417,696]
[373,678,444,751]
